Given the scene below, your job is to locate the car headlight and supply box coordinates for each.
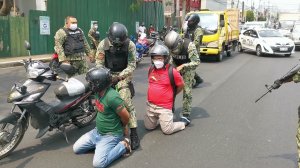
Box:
[206,41,219,48]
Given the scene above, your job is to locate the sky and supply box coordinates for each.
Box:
[243,0,300,12]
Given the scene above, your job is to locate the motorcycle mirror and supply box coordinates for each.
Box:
[24,40,31,50]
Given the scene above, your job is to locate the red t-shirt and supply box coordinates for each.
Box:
[147,64,184,110]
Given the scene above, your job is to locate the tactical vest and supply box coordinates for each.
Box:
[104,38,130,72]
[172,38,191,66]
[92,30,100,41]
[63,28,85,56]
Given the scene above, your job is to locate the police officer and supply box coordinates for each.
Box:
[95,22,140,150]
[54,16,94,76]
[165,30,200,120]
[88,21,100,58]
[184,14,204,87]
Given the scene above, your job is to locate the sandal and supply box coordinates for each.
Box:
[122,138,132,157]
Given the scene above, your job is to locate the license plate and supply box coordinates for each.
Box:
[280,47,288,51]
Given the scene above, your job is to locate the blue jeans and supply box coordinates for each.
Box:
[73,128,126,168]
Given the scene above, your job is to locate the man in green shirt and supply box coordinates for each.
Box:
[73,67,131,168]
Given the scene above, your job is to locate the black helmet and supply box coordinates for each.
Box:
[186,14,200,29]
[86,67,111,92]
[107,22,128,47]
[149,44,170,65]
[164,30,183,54]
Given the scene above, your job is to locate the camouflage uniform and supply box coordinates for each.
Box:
[96,38,137,128]
[185,26,204,86]
[292,72,300,168]
[170,41,200,116]
[88,28,100,58]
[54,27,92,77]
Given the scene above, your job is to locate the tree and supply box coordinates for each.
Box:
[246,10,255,22]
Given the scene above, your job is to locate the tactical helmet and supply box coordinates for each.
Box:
[107,22,128,47]
[186,14,200,29]
[86,67,111,92]
[164,30,183,54]
[149,44,170,65]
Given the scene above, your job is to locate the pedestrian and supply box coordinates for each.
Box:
[88,21,100,58]
[144,44,190,135]
[73,67,131,168]
[184,14,204,87]
[138,22,146,34]
[164,30,200,120]
[148,24,155,36]
[95,22,140,150]
[54,16,94,77]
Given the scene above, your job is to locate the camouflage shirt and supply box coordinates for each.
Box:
[293,71,300,83]
[95,38,136,79]
[54,27,92,62]
[88,28,100,49]
[170,42,200,70]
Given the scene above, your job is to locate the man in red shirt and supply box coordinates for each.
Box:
[144,44,190,135]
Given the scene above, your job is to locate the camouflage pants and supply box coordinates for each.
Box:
[69,60,88,77]
[91,49,97,59]
[181,69,196,116]
[112,73,137,128]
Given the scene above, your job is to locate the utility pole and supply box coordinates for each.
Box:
[242,1,245,22]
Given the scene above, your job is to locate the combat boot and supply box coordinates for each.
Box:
[130,128,140,150]
[193,73,203,88]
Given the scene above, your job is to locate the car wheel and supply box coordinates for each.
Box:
[284,54,291,57]
[256,45,262,56]
[238,42,243,52]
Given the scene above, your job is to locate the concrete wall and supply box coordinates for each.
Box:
[15,0,36,16]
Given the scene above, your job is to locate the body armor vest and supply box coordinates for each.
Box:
[172,38,191,66]
[63,28,84,56]
[104,38,130,72]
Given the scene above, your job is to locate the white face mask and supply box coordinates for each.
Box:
[94,25,98,29]
[153,60,164,69]
[69,24,77,30]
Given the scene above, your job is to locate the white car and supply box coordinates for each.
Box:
[290,24,300,49]
[238,28,295,57]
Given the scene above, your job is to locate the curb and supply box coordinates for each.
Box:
[0,57,52,68]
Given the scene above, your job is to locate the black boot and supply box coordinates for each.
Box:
[193,73,203,88]
[130,128,140,150]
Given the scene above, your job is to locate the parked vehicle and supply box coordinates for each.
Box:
[290,23,300,50]
[238,28,295,57]
[241,21,267,34]
[185,8,240,62]
[0,42,97,159]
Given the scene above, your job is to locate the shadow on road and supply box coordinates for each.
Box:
[0,123,95,167]
[261,153,298,168]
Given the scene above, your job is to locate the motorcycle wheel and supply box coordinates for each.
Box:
[0,120,26,159]
[74,99,97,128]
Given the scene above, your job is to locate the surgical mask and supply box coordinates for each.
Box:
[94,25,98,29]
[153,60,164,69]
[69,24,77,30]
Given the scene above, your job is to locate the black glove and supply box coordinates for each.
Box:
[272,79,282,89]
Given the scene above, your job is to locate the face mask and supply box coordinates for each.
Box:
[69,24,77,30]
[153,60,164,69]
[94,25,98,29]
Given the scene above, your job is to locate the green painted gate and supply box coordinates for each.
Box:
[0,16,10,57]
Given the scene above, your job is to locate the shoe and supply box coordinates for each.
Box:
[180,117,191,126]
[193,77,203,88]
[122,138,132,157]
[182,114,191,120]
[130,133,140,150]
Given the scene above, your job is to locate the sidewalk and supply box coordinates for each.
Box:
[0,54,52,68]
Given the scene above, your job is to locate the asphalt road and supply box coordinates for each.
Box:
[1,50,300,168]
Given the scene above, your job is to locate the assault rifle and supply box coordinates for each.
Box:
[255,64,300,103]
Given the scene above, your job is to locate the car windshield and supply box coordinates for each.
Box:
[258,30,282,37]
[243,23,265,30]
[197,13,218,34]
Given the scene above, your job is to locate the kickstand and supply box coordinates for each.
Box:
[59,126,69,143]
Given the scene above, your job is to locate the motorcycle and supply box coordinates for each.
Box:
[0,41,97,159]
